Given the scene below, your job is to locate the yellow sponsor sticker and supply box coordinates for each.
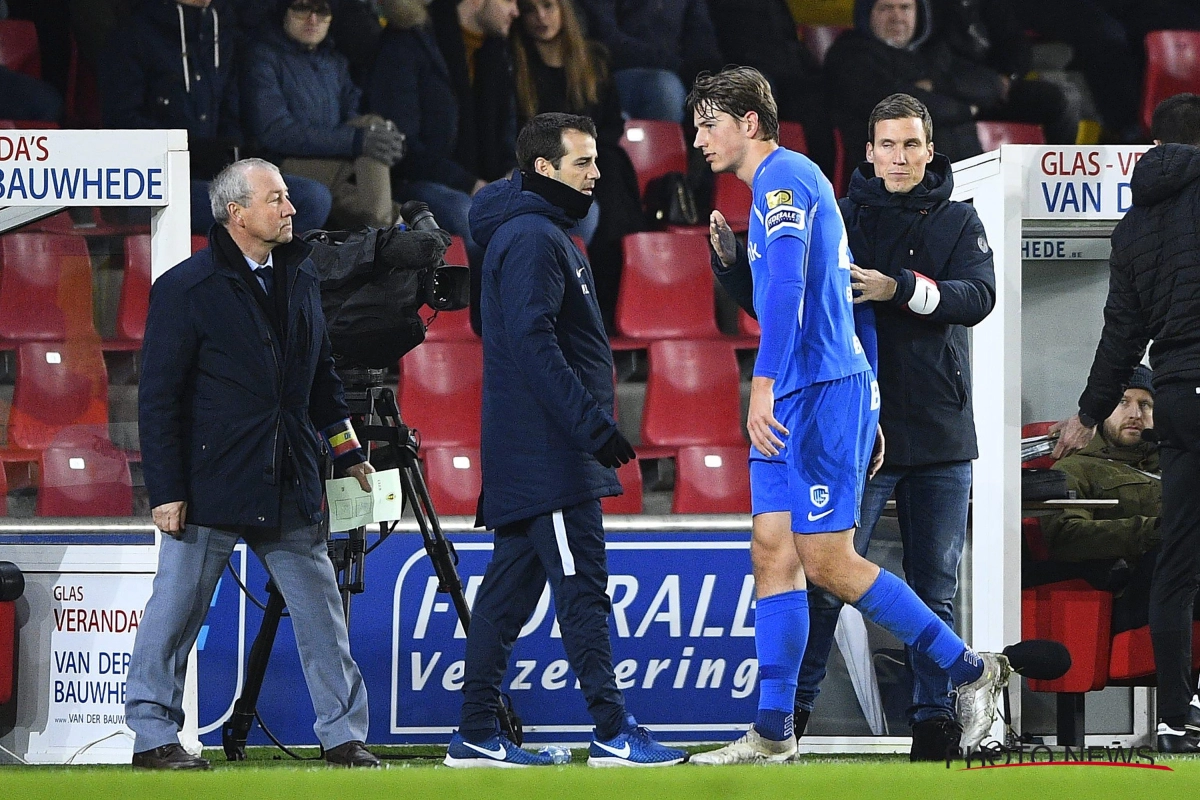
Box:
[766,189,793,209]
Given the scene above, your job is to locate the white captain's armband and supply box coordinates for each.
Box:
[907,272,941,315]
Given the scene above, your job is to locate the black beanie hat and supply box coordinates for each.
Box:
[1125,364,1154,396]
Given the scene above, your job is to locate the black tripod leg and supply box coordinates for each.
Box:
[222,582,287,760]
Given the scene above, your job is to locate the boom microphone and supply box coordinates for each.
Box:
[1002,639,1072,681]
[400,200,439,232]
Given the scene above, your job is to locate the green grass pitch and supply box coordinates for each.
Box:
[3,748,1199,799]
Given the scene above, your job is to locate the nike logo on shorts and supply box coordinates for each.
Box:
[593,741,631,758]
[463,741,507,759]
[807,509,835,522]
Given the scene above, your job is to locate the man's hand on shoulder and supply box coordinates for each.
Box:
[152,501,187,538]
[346,460,375,492]
[709,210,737,268]
[1050,414,1097,459]
[850,264,897,303]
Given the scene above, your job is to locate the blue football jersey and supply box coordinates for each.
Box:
[747,147,871,396]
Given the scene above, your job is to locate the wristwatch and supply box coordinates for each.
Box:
[1078,411,1098,428]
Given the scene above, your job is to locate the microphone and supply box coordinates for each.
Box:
[1002,639,1072,681]
[400,200,439,232]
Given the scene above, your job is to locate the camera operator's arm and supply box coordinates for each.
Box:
[139,271,200,535]
[498,235,618,455]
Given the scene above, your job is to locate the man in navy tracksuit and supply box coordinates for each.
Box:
[443,112,685,768]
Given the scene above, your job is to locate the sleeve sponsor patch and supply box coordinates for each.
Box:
[765,189,793,209]
[765,204,805,236]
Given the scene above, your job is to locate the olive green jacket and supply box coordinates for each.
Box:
[1043,435,1161,562]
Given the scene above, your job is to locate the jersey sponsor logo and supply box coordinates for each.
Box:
[747,241,761,262]
[765,189,793,209]
[764,205,804,236]
[810,485,830,508]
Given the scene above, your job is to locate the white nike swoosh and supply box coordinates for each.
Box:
[807,509,835,522]
[463,741,507,759]
[593,740,631,758]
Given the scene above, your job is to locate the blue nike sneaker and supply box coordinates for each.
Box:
[443,731,563,768]
[588,721,687,767]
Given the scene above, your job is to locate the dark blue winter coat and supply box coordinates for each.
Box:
[470,172,621,528]
[139,226,359,528]
[242,26,363,160]
[578,0,721,77]
[99,0,239,139]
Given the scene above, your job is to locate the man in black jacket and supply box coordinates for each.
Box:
[792,93,995,760]
[1052,93,1200,753]
[127,159,377,770]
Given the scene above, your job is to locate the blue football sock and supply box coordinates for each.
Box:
[854,569,975,676]
[753,590,808,741]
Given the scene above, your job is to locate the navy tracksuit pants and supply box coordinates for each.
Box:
[459,499,626,740]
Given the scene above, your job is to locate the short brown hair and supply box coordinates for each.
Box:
[867,93,933,145]
[686,66,779,142]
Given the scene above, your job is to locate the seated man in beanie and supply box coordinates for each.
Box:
[1042,365,1165,633]
[243,0,406,228]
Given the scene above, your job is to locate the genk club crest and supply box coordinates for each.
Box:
[810,485,830,508]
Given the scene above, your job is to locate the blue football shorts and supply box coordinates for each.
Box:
[749,370,880,533]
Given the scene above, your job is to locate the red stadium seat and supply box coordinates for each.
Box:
[37,440,133,516]
[1021,420,1057,470]
[641,339,744,452]
[738,309,760,337]
[398,340,482,447]
[192,233,208,253]
[0,233,97,342]
[673,445,751,513]
[0,119,58,129]
[602,459,644,514]
[1142,30,1200,135]
[614,230,719,344]
[619,119,689,198]
[712,172,753,232]
[0,19,41,78]
[8,341,110,451]
[975,121,1045,152]
[778,121,809,155]
[832,127,850,197]
[422,446,481,516]
[112,234,151,348]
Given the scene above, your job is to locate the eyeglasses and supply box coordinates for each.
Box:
[289,4,332,18]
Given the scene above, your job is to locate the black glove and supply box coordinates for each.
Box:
[362,124,406,166]
[594,429,636,468]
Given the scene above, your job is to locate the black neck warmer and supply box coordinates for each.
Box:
[521,168,594,221]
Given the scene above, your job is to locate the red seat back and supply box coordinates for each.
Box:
[673,445,751,513]
[602,459,644,514]
[9,341,110,450]
[619,119,688,198]
[0,19,41,78]
[422,446,481,516]
[738,309,760,337]
[778,121,809,155]
[976,121,1046,151]
[1021,581,1113,693]
[643,339,744,448]
[37,441,132,516]
[616,230,719,339]
[117,235,152,342]
[1142,30,1200,134]
[398,340,482,447]
[712,173,752,232]
[0,233,97,341]
[1022,420,1057,470]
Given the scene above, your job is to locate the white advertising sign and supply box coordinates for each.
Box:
[23,572,153,764]
[0,129,184,206]
[1022,145,1153,219]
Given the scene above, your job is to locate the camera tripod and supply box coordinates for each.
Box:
[221,369,522,760]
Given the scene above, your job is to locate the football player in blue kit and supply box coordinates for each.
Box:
[685,67,1009,764]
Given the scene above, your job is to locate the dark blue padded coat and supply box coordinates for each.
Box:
[470,172,622,528]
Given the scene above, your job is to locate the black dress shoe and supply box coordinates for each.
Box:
[131,743,211,770]
[910,717,963,762]
[1157,723,1200,753]
[324,740,381,768]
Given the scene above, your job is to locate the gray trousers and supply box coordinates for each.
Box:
[125,522,369,752]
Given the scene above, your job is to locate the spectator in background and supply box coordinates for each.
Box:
[100,0,332,234]
[0,0,64,123]
[511,0,642,328]
[928,0,1076,145]
[578,0,721,123]
[68,0,132,68]
[370,0,520,331]
[707,0,836,179]
[243,0,404,229]
[236,0,383,87]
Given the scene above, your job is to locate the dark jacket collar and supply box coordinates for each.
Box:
[847,152,954,210]
[520,169,594,221]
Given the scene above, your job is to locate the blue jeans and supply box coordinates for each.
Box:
[795,461,972,725]
[613,68,686,123]
[191,175,332,236]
